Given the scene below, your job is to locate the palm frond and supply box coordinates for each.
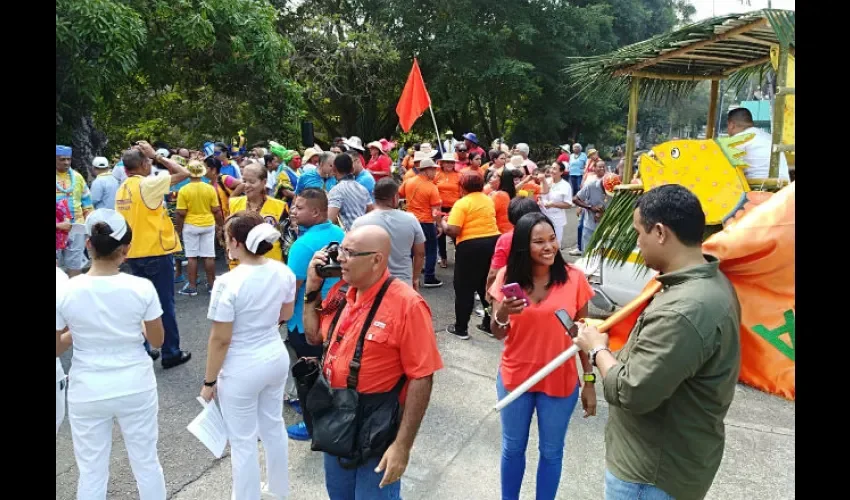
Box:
[585,189,643,267]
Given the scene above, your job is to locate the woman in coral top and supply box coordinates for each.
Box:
[434,153,462,268]
[488,212,598,500]
[490,167,519,233]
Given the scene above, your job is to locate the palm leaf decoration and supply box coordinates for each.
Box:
[585,188,645,270]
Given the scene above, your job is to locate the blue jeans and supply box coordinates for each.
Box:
[605,470,674,500]
[420,222,438,280]
[577,211,585,251]
[496,372,579,500]
[569,175,582,199]
[127,255,181,360]
[324,453,401,500]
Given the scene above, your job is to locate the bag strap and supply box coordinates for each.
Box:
[321,297,348,361]
[347,277,395,390]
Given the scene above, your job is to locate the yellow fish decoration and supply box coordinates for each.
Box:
[637,135,755,225]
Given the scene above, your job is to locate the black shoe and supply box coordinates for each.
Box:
[148,349,161,361]
[162,351,192,369]
[476,322,495,338]
[423,277,443,288]
[446,325,469,340]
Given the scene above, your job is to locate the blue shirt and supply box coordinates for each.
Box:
[220,162,240,179]
[569,153,587,176]
[355,170,376,202]
[286,221,345,333]
[295,169,337,194]
[90,173,120,210]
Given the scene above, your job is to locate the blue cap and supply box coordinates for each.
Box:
[462,133,479,145]
[56,145,72,156]
[203,142,215,158]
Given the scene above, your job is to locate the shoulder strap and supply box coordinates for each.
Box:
[347,277,395,390]
[322,297,348,361]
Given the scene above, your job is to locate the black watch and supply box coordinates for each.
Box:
[305,288,322,304]
[203,379,217,387]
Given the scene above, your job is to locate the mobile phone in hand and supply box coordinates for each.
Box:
[555,309,578,337]
[501,283,529,304]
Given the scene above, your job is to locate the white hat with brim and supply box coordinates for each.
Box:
[419,158,438,169]
[366,141,384,153]
[439,153,458,163]
[559,144,571,152]
[343,136,365,152]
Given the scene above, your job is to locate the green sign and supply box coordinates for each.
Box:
[752,309,795,361]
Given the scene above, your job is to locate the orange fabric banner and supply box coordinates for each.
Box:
[396,58,431,133]
[598,183,795,399]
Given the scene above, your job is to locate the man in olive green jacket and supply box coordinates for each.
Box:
[576,185,741,500]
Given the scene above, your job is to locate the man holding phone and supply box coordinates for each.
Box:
[575,185,741,500]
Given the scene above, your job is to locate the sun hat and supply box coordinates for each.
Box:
[462,132,479,145]
[187,160,208,178]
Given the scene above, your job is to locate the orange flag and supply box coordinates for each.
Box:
[598,183,795,400]
[396,59,431,133]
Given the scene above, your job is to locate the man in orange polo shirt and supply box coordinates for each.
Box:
[399,158,443,288]
[302,225,443,498]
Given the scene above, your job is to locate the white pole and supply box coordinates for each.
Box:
[493,345,580,412]
[428,103,444,154]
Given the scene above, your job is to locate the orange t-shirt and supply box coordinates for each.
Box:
[434,170,462,208]
[460,166,485,179]
[489,265,594,398]
[491,190,513,233]
[403,168,417,181]
[320,273,444,403]
[399,174,441,223]
[446,191,501,244]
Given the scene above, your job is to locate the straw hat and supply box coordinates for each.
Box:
[187,160,207,178]
[439,153,458,163]
[419,158,438,169]
[303,147,321,163]
[413,143,439,161]
[587,148,599,157]
[367,141,384,153]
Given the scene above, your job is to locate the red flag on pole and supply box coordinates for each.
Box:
[396,58,431,133]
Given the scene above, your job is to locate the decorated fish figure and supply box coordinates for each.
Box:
[637,135,756,225]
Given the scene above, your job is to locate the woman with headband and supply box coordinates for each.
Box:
[201,211,297,500]
[55,209,167,500]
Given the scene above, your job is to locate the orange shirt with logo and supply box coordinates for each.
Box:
[489,265,594,398]
[434,170,462,208]
[320,273,444,403]
[399,174,441,223]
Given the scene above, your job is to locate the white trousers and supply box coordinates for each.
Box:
[56,378,66,435]
[68,389,166,500]
[218,354,290,500]
[552,218,566,249]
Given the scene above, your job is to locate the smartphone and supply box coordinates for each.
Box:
[501,283,530,304]
[555,309,579,338]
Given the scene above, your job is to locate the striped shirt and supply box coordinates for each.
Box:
[327,176,372,231]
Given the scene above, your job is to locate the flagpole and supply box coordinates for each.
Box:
[428,104,443,154]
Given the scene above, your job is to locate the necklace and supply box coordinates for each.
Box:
[247,195,266,212]
[56,169,75,195]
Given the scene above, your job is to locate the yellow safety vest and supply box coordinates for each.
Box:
[115,176,181,258]
[228,196,287,268]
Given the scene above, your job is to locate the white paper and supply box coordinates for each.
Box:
[69,223,86,236]
[187,396,228,458]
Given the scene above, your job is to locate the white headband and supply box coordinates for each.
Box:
[85,208,128,241]
[246,223,281,253]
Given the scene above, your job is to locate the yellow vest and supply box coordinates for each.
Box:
[115,176,182,258]
[228,196,287,268]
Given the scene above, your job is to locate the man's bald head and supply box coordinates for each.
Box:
[340,225,392,289]
[345,225,391,259]
[178,148,190,159]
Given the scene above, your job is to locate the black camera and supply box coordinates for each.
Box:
[316,242,343,278]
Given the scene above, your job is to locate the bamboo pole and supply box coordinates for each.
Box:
[707,80,720,139]
[623,77,641,184]
[769,46,789,179]
[619,71,723,81]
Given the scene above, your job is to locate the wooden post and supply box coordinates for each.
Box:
[706,80,720,139]
[623,77,641,184]
[769,46,789,179]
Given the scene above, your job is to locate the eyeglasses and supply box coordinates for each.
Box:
[338,247,377,259]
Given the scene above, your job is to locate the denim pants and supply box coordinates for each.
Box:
[324,453,402,500]
[420,222,438,280]
[605,470,674,500]
[569,175,582,199]
[577,211,585,251]
[496,372,579,500]
[127,254,181,360]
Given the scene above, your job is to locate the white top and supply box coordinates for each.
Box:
[208,260,297,375]
[735,127,790,181]
[541,178,573,223]
[56,273,162,403]
[56,268,70,383]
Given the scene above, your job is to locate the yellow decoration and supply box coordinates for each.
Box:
[770,45,795,167]
[638,138,754,225]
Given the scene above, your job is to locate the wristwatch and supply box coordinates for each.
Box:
[583,373,597,384]
[589,346,611,367]
[203,379,217,387]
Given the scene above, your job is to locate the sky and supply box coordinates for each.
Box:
[691,0,796,21]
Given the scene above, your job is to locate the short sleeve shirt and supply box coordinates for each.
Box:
[327,178,372,230]
[447,192,501,244]
[399,175,442,223]
[176,181,220,226]
[490,231,514,270]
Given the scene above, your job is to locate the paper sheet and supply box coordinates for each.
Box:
[187,396,228,458]
[69,223,86,236]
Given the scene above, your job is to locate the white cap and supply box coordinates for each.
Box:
[85,208,128,241]
[246,223,281,253]
[92,156,109,169]
[156,148,171,158]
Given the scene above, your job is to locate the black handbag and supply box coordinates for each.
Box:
[304,277,406,468]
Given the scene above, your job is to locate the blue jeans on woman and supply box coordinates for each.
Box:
[496,372,579,500]
[605,470,674,500]
[324,453,401,500]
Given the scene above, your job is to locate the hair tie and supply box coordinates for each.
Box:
[84,208,128,241]
[246,223,281,253]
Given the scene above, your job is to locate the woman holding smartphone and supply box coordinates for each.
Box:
[488,212,598,500]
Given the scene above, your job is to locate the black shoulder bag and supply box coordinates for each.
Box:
[302,277,406,469]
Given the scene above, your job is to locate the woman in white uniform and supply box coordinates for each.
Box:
[56,265,70,435]
[201,210,296,500]
[55,209,167,500]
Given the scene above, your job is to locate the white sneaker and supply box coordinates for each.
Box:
[568,248,582,256]
[474,308,485,318]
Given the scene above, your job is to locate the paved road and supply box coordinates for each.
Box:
[56,210,795,499]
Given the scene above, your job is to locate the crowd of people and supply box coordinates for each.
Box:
[56,122,744,500]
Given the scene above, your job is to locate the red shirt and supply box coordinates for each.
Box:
[320,272,444,403]
[366,154,392,181]
[490,231,513,269]
[491,191,513,233]
[489,266,594,398]
[557,152,570,165]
